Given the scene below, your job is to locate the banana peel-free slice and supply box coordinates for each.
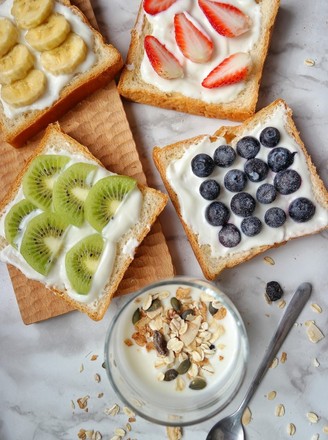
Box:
[11,0,54,29]
[0,18,19,57]
[1,69,47,107]
[0,44,34,85]
[25,13,71,52]
[41,33,87,75]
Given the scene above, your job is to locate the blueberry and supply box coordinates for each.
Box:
[265,281,283,302]
[236,136,260,159]
[219,224,241,248]
[205,201,230,226]
[230,192,256,217]
[213,145,236,167]
[260,127,280,147]
[191,154,215,177]
[256,183,277,204]
[244,158,269,182]
[241,216,262,237]
[264,207,286,228]
[289,197,316,222]
[268,147,296,172]
[274,169,301,195]
[224,169,247,192]
[199,179,220,200]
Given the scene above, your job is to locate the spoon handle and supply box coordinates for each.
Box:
[236,282,312,415]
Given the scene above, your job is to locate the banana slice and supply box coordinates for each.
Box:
[0,18,19,57]
[25,13,71,52]
[41,33,87,75]
[1,69,47,107]
[11,0,54,29]
[0,44,34,85]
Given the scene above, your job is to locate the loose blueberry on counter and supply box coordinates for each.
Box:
[191,154,215,177]
[219,224,241,248]
[244,158,269,182]
[224,169,247,192]
[264,207,286,228]
[260,127,280,148]
[289,197,316,222]
[274,169,302,195]
[236,136,260,159]
[230,192,256,217]
[268,147,296,172]
[213,145,236,167]
[205,201,230,226]
[241,216,262,236]
[265,281,284,302]
[256,183,277,204]
[199,179,220,200]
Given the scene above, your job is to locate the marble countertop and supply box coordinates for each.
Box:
[1,0,327,439]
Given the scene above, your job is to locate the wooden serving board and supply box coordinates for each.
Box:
[0,0,174,325]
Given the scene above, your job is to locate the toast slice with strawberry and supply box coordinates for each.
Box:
[118,0,280,121]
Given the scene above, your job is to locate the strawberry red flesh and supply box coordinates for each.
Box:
[174,12,214,63]
[144,35,184,80]
[143,0,177,15]
[198,0,252,38]
[202,52,251,88]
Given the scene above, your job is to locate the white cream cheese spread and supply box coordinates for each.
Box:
[166,103,328,258]
[140,0,261,103]
[0,146,143,305]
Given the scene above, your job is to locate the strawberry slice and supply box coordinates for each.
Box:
[143,0,177,15]
[174,12,214,63]
[198,0,252,38]
[202,52,251,88]
[144,35,184,80]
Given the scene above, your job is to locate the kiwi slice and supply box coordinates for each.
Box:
[22,155,70,211]
[84,175,136,232]
[53,162,97,226]
[4,199,37,248]
[65,233,104,294]
[20,212,69,275]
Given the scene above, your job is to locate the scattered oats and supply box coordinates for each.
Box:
[242,407,252,426]
[126,422,132,432]
[275,404,285,417]
[104,403,120,416]
[306,322,325,343]
[159,290,170,299]
[267,391,277,400]
[90,354,98,361]
[277,299,286,309]
[123,407,135,418]
[287,423,296,436]
[201,363,215,374]
[131,398,143,407]
[92,432,102,440]
[311,303,322,313]
[85,430,94,439]
[77,395,90,410]
[323,425,328,434]
[97,393,104,398]
[166,426,182,440]
[307,412,319,423]
[305,320,314,327]
[280,352,287,364]
[264,256,275,265]
[109,436,121,440]
[311,435,319,440]
[313,358,320,367]
[305,58,315,66]
[94,373,101,383]
[270,357,279,369]
[167,337,184,353]
[80,363,84,373]
[158,372,165,381]
[114,428,126,437]
[71,399,76,409]
[78,429,87,440]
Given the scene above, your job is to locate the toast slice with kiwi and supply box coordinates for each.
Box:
[0,123,168,320]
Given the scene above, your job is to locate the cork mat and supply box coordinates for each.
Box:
[0,0,174,324]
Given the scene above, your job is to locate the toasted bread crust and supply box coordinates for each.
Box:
[153,99,328,280]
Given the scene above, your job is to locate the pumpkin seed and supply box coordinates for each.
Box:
[153,330,168,356]
[132,308,141,325]
[170,297,182,312]
[209,302,219,315]
[181,309,194,320]
[189,377,207,390]
[147,298,161,312]
[177,358,191,375]
[164,369,179,381]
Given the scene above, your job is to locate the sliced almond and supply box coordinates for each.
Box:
[104,404,120,416]
[307,412,319,423]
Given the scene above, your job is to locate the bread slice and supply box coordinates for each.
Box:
[0,0,123,147]
[153,99,328,280]
[118,0,280,121]
[0,123,168,320]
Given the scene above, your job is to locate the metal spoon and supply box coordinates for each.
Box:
[206,282,312,440]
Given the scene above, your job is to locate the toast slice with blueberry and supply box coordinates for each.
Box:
[153,99,328,280]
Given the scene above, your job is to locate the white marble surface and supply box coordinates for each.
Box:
[1,1,328,439]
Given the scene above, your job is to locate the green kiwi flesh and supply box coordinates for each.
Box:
[65,233,104,294]
[22,155,70,211]
[53,162,97,226]
[20,212,69,275]
[84,175,136,232]
[4,199,37,248]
